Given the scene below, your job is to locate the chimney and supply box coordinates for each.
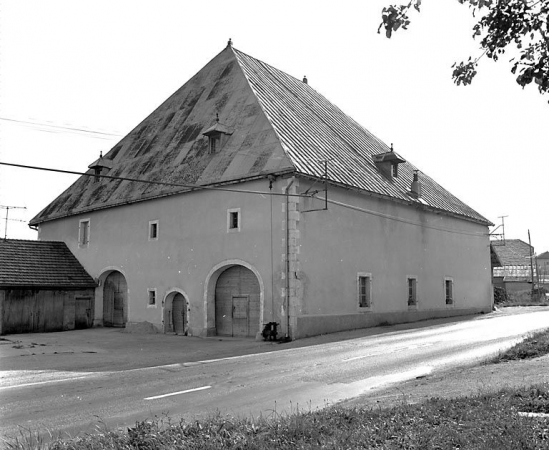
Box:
[410,170,422,198]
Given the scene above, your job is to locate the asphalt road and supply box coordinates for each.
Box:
[1,308,549,443]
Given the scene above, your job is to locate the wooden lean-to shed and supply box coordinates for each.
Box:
[0,239,97,335]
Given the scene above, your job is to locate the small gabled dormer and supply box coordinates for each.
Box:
[202,114,233,154]
[372,144,406,181]
[88,152,113,182]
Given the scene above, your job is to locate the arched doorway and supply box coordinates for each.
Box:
[215,265,260,337]
[103,271,127,327]
[172,293,187,335]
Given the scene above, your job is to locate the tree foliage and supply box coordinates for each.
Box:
[379,0,549,100]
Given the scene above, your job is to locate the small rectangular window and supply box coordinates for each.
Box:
[148,289,156,306]
[358,274,372,308]
[227,208,241,232]
[210,136,220,153]
[408,277,417,306]
[79,219,90,247]
[149,220,159,241]
[445,279,453,305]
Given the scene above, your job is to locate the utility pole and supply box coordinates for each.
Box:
[528,229,535,300]
[0,205,27,239]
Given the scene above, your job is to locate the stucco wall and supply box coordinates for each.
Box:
[38,176,492,339]
[294,181,493,338]
[38,178,286,336]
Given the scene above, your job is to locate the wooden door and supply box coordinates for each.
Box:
[103,272,127,327]
[75,297,92,329]
[215,266,260,337]
[172,294,186,335]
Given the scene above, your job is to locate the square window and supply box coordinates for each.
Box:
[358,274,372,308]
[79,219,90,247]
[148,289,156,306]
[149,221,159,240]
[445,279,453,304]
[227,208,241,232]
[408,277,417,306]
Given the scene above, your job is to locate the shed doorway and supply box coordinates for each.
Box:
[103,271,127,327]
[172,293,187,335]
[215,265,260,337]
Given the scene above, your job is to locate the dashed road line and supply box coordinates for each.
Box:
[144,385,212,400]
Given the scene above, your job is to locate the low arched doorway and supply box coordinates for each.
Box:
[172,293,187,335]
[215,265,260,337]
[103,271,127,327]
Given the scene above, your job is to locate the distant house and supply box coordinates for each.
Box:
[28,43,494,339]
[538,251,549,287]
[0,239,96,335]
[491,239,536,295]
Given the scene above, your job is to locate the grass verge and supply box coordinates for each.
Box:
[493,328,549,363]
[4,385,549,449]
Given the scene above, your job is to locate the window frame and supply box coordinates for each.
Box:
[209,134,220,153]
[407,276,418,308]
[148,220,159,241]
[147,288,157,308]
[357,273,372,310]
[78,218,91,248]
[227,208,241,233]
[444,277,454,306]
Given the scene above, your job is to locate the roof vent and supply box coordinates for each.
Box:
[410,170,422,198]
[227,38,233,47]
[303,76,308,84]
[88,151,113,182]
[372,144,406,181]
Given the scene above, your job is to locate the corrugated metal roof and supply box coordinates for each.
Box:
[233,48,491,225]
[30,45,491,226]
[0,239,97,288]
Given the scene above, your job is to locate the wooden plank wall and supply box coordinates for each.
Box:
[1,288,95,335]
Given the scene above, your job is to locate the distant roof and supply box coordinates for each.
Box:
[30,45,491,227]
[0,239,96,288]
[490,239,533,267]
[538,251,549,260]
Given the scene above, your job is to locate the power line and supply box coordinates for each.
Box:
[0,161,489,237]
[0,117,123,138]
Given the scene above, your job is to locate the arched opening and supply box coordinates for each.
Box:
[215,265,260,337]
[172,294,187,335]
[163,290,189,335]
[103,271,127,327]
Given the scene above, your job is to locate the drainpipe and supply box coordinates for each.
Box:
[284,177,295,340]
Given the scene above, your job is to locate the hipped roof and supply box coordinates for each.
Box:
[0,239,97,288]
[30,45,491,226]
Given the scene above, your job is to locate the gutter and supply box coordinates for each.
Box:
[283,177,295,340]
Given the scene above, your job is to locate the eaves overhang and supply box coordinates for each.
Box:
[295,173,494,228]
[29,168,297,226]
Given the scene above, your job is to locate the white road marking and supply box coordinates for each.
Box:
[342,343,434,362]
[0,375,91,390]
[144,385,211,400]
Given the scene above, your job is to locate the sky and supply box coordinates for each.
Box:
[1,0,548,253]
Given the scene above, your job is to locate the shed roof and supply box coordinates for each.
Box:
[30,44,491,227]
[0,239,96,288]
[490,239,534,267]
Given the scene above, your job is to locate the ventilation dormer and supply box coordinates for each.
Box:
[88,152,113,182]
[372,144,406,181]
[202,114,233,154]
